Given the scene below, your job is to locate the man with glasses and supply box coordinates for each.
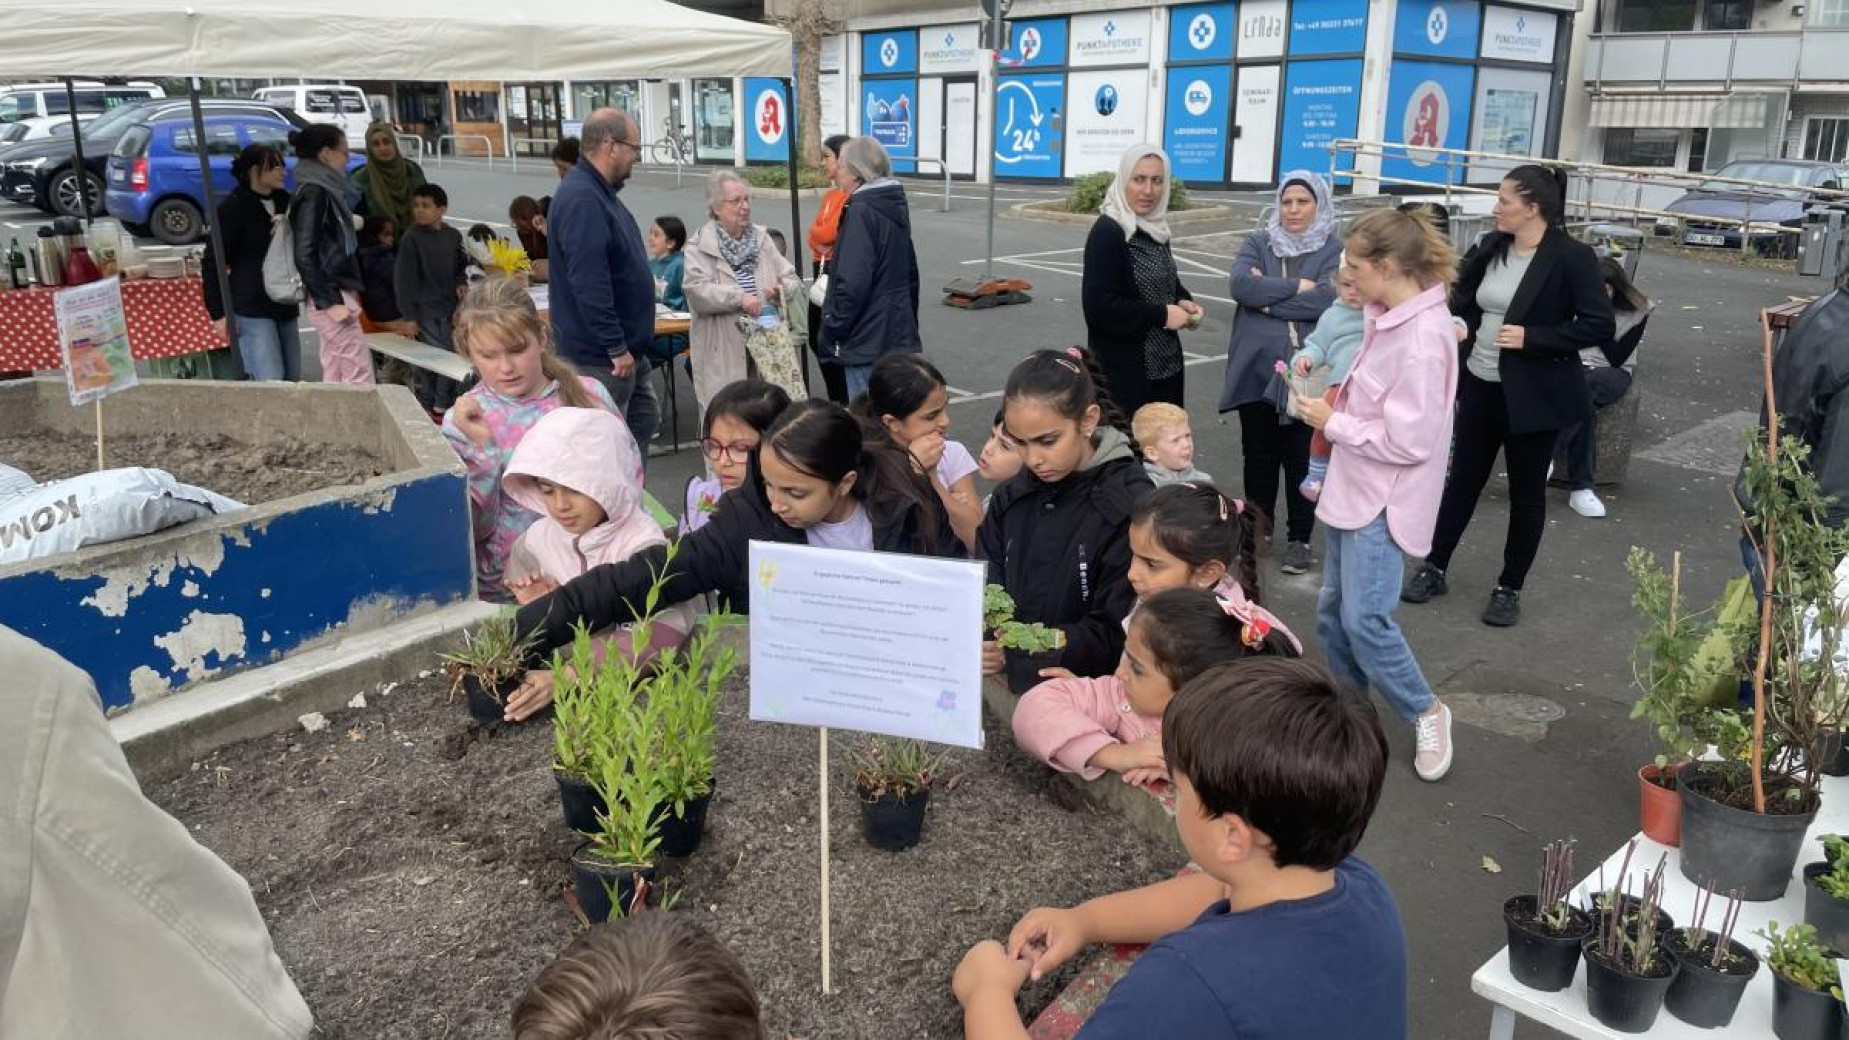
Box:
[548,107,661,456]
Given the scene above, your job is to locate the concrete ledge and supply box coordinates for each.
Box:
[1006,199,1237,227]
[980,678,1180,852]
[113,599,497,780]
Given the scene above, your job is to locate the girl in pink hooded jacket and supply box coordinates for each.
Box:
[1013,483,1302,789]
[500,407,696,706]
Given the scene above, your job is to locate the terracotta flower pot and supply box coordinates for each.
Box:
[1638,764,1683,847]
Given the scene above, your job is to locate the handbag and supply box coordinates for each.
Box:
[742,318,807,402]
[261,211,304,305]
[808,272,829,306]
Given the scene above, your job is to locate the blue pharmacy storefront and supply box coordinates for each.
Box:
[832,0,1577,189]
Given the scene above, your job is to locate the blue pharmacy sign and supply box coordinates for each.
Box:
[1168,3,1235,63]
[993,74,1065,179]
[1164,66,1230,183]
[1288,0,1369,55]
[1278,59,1363,176]
[1000,18,1069,69]
[1383,61,1475,186]
[1394,0,1482,59]
[742,78,790,163]
[862,30,918,75]
[862,79,917,170]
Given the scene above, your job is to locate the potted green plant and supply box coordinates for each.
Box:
[1627,548,1756,846]
[985,584,1067,693]
[1502,838,1593,992]
[1664,884,1759,1028]
[852,735,945,852]
[570,681,669,925]
[1761,921,1843,1040]
[439,611,539,724]
[648,610,738,858]
[1804,834,1849,956]
[550,622,607,833]
[1582,850,1678,1033]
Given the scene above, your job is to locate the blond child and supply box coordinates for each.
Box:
[1290,263,1366,503]
[1132,403,1211,487]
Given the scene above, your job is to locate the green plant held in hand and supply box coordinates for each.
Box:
[983,583,1067,654]
[983,584,1016,632]
[852,735,946,800]
[1818,834,1849,900]
[1760,920,1839,992]
[438,610,540,704]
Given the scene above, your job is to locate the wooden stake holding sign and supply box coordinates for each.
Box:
[53,276,138,468]
[746,541,986,994]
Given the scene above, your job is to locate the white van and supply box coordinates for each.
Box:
[252,84,373,144]
[0,82,163,123]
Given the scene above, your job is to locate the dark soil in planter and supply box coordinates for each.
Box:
[0,429,385,505]
[149,672,1184,1039]
[1663,928,1759,1029]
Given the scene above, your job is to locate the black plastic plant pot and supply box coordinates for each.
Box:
[1774,968,1844,1040]
[1581,940,1677,1034]
[1663,928,1759,1029]
[652,790,714,859]
[1815,730,1849,778]
[1502,896,1592,992]
[859,785,930,851]
[1804,863,1849,957]
[554,770,605,835]
[569,842,656,925]
[1589,892,1676,941]
[1003,651,1065,696]
[1679,763,1819,901]
[462,673,520,723]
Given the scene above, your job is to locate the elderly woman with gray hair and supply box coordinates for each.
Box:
[683,168,802,414]
[818,136,921,400]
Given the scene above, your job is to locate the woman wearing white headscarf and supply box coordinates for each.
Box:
[1081,144,1202,414]
[1218,169,1343,575]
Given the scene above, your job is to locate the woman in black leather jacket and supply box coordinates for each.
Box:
[288,123,373,384]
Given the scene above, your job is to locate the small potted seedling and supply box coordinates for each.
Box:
[852,735,945,852]
[550,623,606,833]
[1664,884,1759,1028]
[649,611,737,858]
[985,584,1068,693]
[1760,921,1843,1040]
[440,612,540,724]
[1588,843,1676,942]
[570,693,668,924]
[1804,835,1849,957]
[1502,839,1592,992]
[1582,848,1678,1033]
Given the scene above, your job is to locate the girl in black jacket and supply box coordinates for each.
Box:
[980,347,1156,693]
[200,145,300,380]
[1402,165,1615,628]
[508,400,958,716]
[288,123,373,384]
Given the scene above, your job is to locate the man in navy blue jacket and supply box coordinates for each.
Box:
[547,107,659,453]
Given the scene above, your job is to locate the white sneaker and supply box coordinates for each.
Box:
[1414,701,1454,782]
[1569,489,1607,518]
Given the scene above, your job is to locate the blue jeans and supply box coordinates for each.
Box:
[235,315,302,381]
[843,363,874,402]
[1318,514,1438,722]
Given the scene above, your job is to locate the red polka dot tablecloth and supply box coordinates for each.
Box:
[0,276,226,371]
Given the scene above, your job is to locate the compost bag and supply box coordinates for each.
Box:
[0,465,245,565]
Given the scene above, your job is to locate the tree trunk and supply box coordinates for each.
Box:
[780,0,837,175]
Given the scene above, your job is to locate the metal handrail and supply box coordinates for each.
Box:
[906,156,954,213]
[433,133,496,169]
[508,137,558,173]
[393,133,425,164]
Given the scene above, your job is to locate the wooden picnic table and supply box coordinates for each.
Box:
[1765,296,1818,332]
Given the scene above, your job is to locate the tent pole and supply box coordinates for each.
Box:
[63,78,93,225]
[783,74,811,397]
[191,78,240,372]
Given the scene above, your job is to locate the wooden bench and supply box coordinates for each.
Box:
[364,332,472,384]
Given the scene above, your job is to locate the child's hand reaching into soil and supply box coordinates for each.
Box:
[504,669,555,722]
[507,574,559,605]
[1007,907,1088,981]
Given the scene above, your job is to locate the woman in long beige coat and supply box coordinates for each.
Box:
[683,169,802,415]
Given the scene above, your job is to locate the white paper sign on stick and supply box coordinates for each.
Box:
[747,540,985,749]
[56,277,137,407]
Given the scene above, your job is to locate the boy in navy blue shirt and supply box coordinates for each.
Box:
[954,657,1407,1040]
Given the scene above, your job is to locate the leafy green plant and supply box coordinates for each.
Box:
[550,622,601,780]
[1760,921,1839,992]
[584,712,667,867]
[652,610,739,814]
[1064,172,1193,215]
[1627,547,1755,773]
[439,611,539,705]
[851,736,946,800]
[1818,834,1849,900]
[984,583,1068,654]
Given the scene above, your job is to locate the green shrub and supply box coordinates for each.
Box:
[1063,173,1195,215]
[743,164,831,190]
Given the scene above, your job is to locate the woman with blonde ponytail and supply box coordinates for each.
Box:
[443,276,635,602]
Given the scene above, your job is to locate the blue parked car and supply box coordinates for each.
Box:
[104,108,365,245]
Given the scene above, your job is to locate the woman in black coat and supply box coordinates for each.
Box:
[504,401,959,719]
[1402,165,1615,627]
[1082,143,1202,415]
[200,144,300,380]
[817,136,921,401]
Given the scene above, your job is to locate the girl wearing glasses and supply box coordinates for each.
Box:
[681,379,792,534]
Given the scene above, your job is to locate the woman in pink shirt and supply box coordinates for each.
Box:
[1292,209,1459,783]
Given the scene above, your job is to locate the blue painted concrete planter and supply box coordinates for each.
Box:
[0,379,473,712]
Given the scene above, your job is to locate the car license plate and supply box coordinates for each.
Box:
[1686,232,1726,246]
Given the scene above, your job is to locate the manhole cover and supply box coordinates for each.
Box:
[1482,693,1566,723]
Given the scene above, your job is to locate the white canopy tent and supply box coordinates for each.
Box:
[0,0,801,367]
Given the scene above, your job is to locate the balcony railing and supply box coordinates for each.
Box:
[1584,29,1849,90]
